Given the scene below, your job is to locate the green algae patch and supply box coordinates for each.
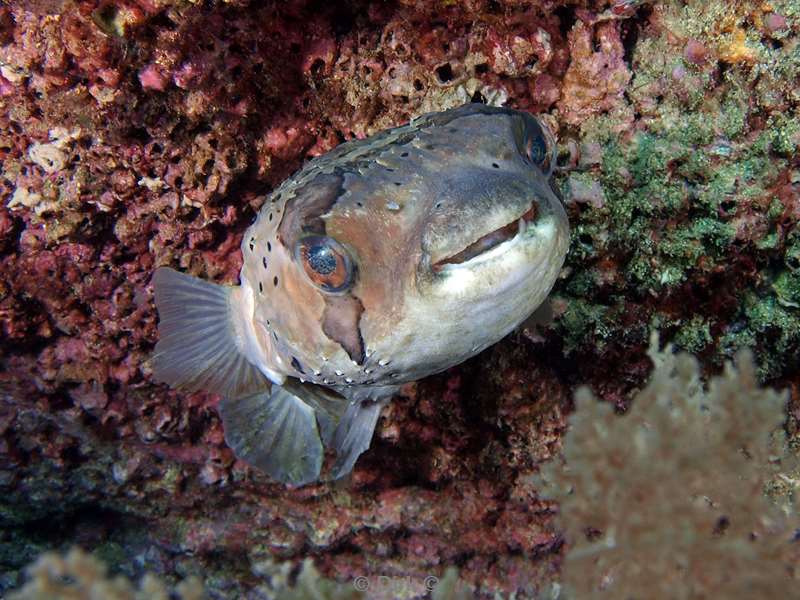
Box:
[554,0,800,380]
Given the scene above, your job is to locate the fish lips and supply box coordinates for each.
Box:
[422,178,568,290]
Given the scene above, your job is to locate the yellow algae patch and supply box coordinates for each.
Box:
[718,27,759,64]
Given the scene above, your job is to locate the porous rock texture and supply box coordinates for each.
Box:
[1,0,799,598]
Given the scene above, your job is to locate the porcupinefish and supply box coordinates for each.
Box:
[152,103,569,485]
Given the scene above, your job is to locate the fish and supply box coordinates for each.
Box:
[151,103,570,486]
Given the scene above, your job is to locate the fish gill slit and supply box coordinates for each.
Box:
[291,356,305,375]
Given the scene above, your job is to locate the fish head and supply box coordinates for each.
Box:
[243,105,569,386]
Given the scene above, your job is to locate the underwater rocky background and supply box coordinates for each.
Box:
[1,0,799,598]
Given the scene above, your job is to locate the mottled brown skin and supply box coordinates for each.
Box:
[237,104,568,391]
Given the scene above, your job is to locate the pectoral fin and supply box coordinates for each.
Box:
[282,379,346,446]
[151,267,266,397]
[329,398,388,480]
[219,385,325,486]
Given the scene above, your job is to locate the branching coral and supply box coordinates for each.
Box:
[9,547,471,600]
[539,335,799,599]
[8,547,373,600]
[8,547,205,600]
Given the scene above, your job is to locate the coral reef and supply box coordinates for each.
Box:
[555,0,800,382]
[8,547,364,600]
[9,547,206,600]
[1,0,799,597]
[538,336,800,598]
[9,547,470,600]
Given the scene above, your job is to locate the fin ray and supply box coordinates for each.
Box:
[330,400,387,480]
[152,267,266,398]
[220,386,324,485]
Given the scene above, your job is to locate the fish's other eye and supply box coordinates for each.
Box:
[295,235,354,293]
[522,117,556,176]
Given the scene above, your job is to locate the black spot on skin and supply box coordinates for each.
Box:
[291,356,305,374]
[394,182,402,186]
[492,162,500,168]
[262,257,268,269]
[269,213,273,221]
[267,242,272,252]
[273,276,278,287]
[400,151,409,157]
[249,243,254,251]
[259,282,263,293]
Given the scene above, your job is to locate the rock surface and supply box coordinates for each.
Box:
[1,0,799,597]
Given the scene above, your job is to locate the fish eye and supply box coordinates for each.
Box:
[524,118,556,176]
[295,235,354,293]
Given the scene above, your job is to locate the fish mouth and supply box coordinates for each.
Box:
[432,204,538,272]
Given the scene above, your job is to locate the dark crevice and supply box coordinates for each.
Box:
[621,4,653,68]
[470,90,486,103]
[435,63,454,83]
[554,5,577,37]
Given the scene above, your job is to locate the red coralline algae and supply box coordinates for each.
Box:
[138,64,168,92]
[683,38,709,65]
[558,19,632,126]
